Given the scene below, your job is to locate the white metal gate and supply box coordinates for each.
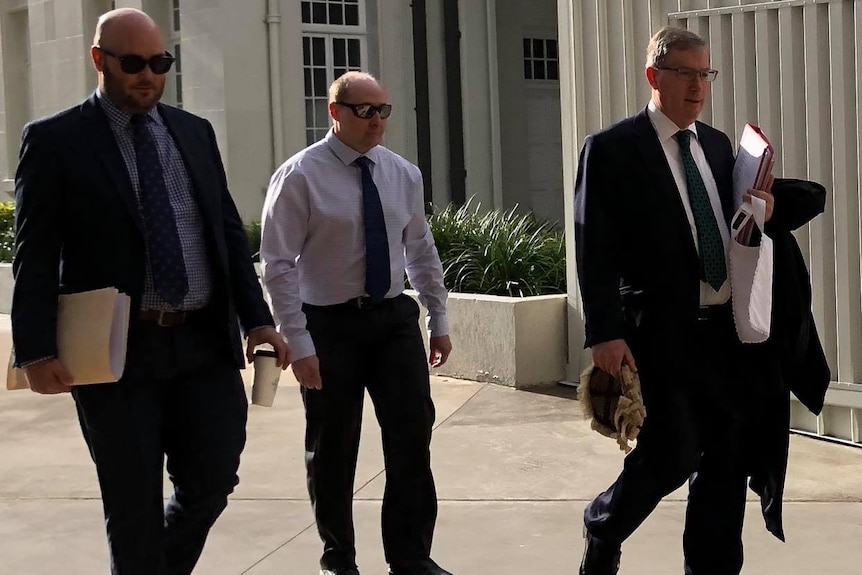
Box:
[560,0,862,444]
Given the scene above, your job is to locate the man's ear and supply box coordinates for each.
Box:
[328,101,339,121]
[91,46,105,72]
[645,66,659,90]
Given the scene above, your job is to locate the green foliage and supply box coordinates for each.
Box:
[0,202,14,263]
[428,201,566,296]
[245,220,261,263]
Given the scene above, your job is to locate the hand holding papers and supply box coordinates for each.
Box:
[732,123,774,209]
[7,287,131,390]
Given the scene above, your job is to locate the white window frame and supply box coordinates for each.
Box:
[302,32,367,144]
[523,36,560,83]
[301,0,367,34]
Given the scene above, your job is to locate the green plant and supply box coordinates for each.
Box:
[245,220,261,263]
[0,201,14,263]
[427,200,566,296]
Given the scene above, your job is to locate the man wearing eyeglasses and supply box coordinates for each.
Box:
[261,71,453,575]
[11,8,289,575]
[574,27,776,574]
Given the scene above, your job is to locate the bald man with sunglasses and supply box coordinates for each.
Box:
[11,8,289,575]
[261,72,453,575]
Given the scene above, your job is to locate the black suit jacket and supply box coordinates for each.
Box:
[12,92,272,370]
[574,108,735,351]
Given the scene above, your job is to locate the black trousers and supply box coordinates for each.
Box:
[301,294,437,570]
[584,309,751,575]
[72,313,247,575]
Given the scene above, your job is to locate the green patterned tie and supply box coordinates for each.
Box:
[675,130,727,291]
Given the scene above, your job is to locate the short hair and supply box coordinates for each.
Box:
[328,71,380,103]
[645,26,707,68]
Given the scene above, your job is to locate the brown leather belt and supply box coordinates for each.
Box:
[139,309,204,327]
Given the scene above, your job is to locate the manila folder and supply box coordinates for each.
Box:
[6,287,131,389]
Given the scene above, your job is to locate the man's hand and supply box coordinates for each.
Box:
[291,355,323,390]
[590,339,636,377]
[24,359,74,394]
[429,335,452,368]
[746,172,775,222]
[246,326,291,368]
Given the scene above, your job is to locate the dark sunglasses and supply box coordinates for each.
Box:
[336,102,393,119]
[97,46,175,75]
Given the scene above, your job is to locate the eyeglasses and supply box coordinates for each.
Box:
[96,46,176,75]
[654,66,719,83]
[336,102,393,119]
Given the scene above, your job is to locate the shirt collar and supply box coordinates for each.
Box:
[96,89,163,129]
[325,128,381,166]
[647,100,698,144]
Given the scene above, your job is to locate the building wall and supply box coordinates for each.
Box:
[559,0,862,443]
[496,0,559,220]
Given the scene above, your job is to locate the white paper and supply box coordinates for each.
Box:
[732,124,773,209]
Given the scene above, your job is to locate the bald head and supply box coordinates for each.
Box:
[93,8,162,48]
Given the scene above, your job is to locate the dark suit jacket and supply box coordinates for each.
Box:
[12,92,272,370]
[574,107,735,352]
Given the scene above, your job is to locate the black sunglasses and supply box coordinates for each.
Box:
[336,102,393,119]
[97,46,175,75]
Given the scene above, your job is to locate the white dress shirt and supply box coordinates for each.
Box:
[261,129,449,360]
[647,101,731,306]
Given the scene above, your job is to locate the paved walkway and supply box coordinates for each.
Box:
[2,315,862,574]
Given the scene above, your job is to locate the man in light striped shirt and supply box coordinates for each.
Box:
[261,72,453,575]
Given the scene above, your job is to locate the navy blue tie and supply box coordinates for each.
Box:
[355,156,390,301]
[131,114,189,307]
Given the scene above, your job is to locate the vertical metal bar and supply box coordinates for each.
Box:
[443,0,466,206]
[411,0,434,211]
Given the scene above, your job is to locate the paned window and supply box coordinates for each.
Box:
[301,0,361,27]
[523,38,559,81]
[303,35,364,144]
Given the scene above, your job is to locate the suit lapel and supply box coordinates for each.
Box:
[630,109,698,256]
[158,104,219,225]
[80,93,144,233]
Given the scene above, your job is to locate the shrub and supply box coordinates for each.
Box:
[245,220,261,263]
[0,201,14,263]
[428,201,566,296]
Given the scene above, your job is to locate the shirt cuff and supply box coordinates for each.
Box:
[289,332,317,362]
[427,314,449,338]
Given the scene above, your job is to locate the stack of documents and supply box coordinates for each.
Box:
[732,123,774,209]
[7,287,131,390]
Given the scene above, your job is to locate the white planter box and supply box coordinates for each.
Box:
[408,290,568,388]
[0,263,11,314]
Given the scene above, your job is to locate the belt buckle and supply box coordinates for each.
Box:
[157,310,186,327]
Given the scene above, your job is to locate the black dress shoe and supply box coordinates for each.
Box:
[320,568,360,575]
[579,528,621,575]
[388,558,453,575]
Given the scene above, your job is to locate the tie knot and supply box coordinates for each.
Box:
[355,156,372,170]
[675,130,691,149]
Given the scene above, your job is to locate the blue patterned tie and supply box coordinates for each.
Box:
[131,114,189,307]
[355,156,390,300]
[675,130,727,291]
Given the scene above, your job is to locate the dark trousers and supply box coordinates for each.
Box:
[301,294,438,570]
[584,310,750,575]
[72,315,247,575]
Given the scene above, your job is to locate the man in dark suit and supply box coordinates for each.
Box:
[574,27,775,575]
[12,8,289,575]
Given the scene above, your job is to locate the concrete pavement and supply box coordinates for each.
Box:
[2,314,862,573]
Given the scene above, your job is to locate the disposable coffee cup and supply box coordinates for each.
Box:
[251,349,281,407]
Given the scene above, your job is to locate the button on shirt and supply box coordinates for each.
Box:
[98,91,212,310]
[261,129,449,360]
[647,101,731,306]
